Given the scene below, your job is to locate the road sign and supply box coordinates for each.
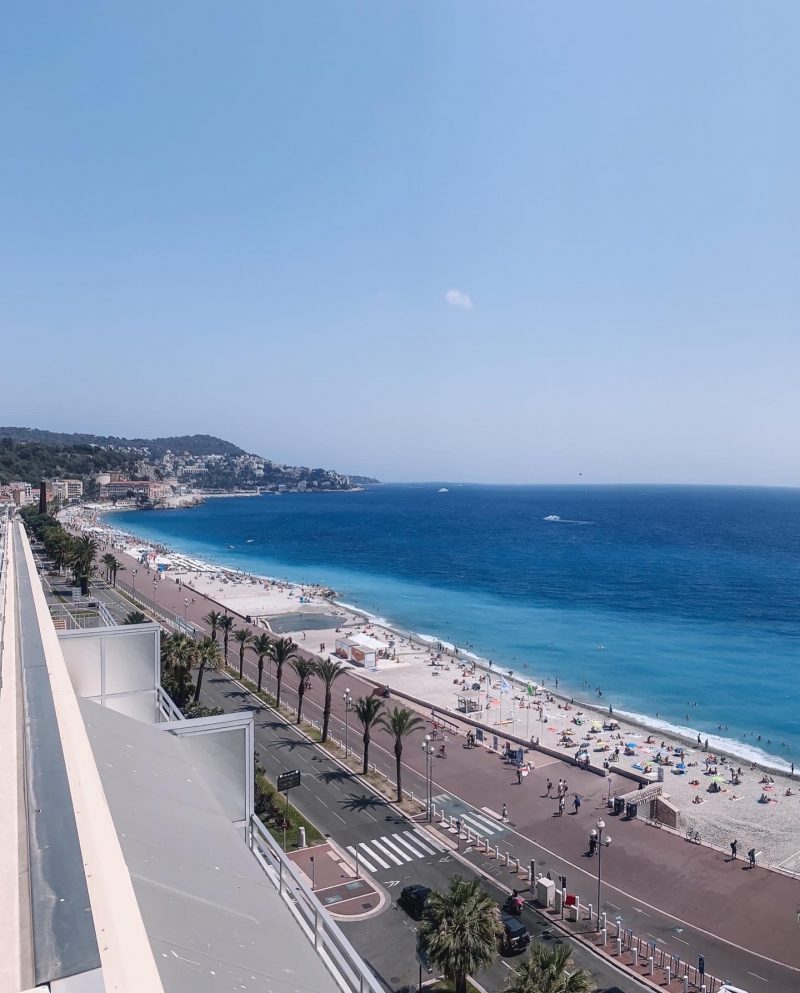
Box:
[278,769,301,792]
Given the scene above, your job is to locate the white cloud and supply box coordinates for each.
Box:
[444,288,473,310]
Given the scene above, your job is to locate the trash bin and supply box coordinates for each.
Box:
[613,797,625,816]
[298,826,307,848]
[625,801,638,819]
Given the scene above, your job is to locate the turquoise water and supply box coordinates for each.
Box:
[106,484,800,767]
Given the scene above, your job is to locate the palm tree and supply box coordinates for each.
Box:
[203,610,223,643]
[69,535,99,595]
[219,614,235,668]
[314,657,347,742]
[193,636,221,704]
[291,659,316,724]
[110,556,125,587]
[270,637,297,708]
[101,552,115,581]
[505,943,591,993]
[418,876,502,993]
[251,633,273,693]
[233,628,253,680]
[160,633,195,709]
[378,705,424,802]
[123,610,147,624]
[353,696,384,775]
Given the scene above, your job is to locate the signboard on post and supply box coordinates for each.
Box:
[278,770,301,792]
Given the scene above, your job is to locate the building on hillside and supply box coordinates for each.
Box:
[52,478,84,502]
[99,480,170,501]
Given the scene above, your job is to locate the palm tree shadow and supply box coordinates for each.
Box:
[340,793,388,814]
[318,769,354,785]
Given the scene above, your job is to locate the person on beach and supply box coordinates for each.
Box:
[748,848,756,869]
[730,840,738,861]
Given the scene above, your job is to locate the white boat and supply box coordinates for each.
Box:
[543,515,561,521]
[438,487,449,493]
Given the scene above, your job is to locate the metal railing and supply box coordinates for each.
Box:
[248,815,382,993]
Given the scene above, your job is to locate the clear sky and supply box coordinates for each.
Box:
[1,3,798,485]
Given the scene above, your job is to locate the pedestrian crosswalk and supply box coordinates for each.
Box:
[432,794,504,837]
[346,829,446,874]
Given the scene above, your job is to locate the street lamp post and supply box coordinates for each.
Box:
[596,818,612,930]
[184,597,189,621]
[421,735,435,821]
[343,689,351,758]
[132,568,138,596]
[152,579,158,615]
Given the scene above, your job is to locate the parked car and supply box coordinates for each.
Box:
[398,884,431,919]
[499,913,530,954]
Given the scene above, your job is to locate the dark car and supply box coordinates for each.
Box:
[398,884,431,919]
[500,913,530,954]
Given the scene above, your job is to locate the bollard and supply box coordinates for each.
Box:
[683,975,689,993]
[616,920,621,938]
[602,928,607,947]
[648,956,654,975]
[601,911,607,932]
[701,987,706,993]
[632,949,638,968]
[411,791,415,803]
[666,967,671,985]
[587,903,593,921]
[495,844,500,860]
[575,896,581,919]
[616,937,622,957]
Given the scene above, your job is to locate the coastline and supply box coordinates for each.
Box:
[63,503,800,866]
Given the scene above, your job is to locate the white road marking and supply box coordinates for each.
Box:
[391,834,425,858]
[378,836,414,863]
[347,846,376,873]
[358,842,390,869]
[748,972,769,982]
[369,839,404,866]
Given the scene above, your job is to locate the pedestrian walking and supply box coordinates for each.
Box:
[455,817,462,836]
[546,779,553,797]
[729,840,738,861]
[516,767,523,785]
[748,848,757,869]
[502,802,508,821]
[558,796,565,816]
[573,794,581,814]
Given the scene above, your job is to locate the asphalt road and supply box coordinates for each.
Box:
[200,669,644,993]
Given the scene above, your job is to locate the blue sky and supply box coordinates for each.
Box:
[1,3,798,484]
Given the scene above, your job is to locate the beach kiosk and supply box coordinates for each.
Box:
[334,633,386,669]
[456,691,482,715]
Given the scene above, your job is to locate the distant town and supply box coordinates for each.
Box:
[0,428,378,509]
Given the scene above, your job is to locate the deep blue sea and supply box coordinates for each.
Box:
[107,485,800,767]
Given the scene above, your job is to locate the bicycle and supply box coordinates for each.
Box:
[685,827,701,844]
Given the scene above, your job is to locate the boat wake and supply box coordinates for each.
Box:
[543,515,593,524]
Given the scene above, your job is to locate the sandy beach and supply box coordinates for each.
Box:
[63,504,800,870]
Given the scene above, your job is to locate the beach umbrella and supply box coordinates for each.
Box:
[676,762,686,770]
[626,742,637,748]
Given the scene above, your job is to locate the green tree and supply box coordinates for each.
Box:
[270,637,297,708]
[505,943,591,993]
[160,633,195,709]
[219,614,235,668]
[101,552,115,581]
[69,535,99,595]
[251,633,273,693]
[314,657,347,742]
[193,636,221,704]
[233,628,253,680]
[203,610,223,643]
[418,876,502,993]
[109,555,125,587]
[353,696,384,775]
[378,705,424,802]
[123,610,147,624]
[291,658,316,724]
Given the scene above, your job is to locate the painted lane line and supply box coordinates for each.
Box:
[358,842,390,869]
[368,839,405,866]
[399,831,436,858]
[415,829,446,852]
[391,834,425,858]
[378,836,415,863]
[747,973,769,983]
[347,846,376,874]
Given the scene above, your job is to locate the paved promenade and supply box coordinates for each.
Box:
[97,544,800,991]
